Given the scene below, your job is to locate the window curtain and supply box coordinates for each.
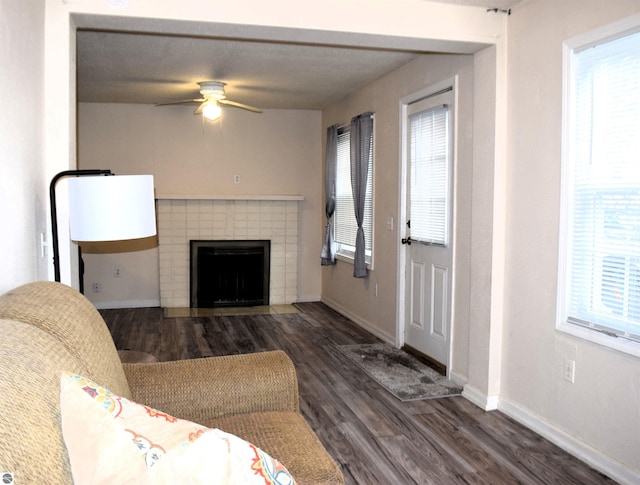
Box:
[350,112,374,277]
[321,124,339,265]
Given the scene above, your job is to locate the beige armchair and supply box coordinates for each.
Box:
[0,282,343,484]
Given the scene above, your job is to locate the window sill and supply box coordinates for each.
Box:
[557,320,640,359]
[336,252,373,271]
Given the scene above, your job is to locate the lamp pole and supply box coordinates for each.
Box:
[49,169,113,286]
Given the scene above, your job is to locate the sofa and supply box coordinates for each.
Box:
[0,281,343,484]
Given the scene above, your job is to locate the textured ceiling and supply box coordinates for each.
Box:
[77,0,521,111]
[77,32,420,110]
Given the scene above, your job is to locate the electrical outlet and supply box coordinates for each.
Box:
[234,174,240,184]
[563,358,575,383]
[92,282,101,293]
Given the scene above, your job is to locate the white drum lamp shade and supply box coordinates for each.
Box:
[68,175,156,241]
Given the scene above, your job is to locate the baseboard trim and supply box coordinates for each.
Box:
[320,297,396,345]
[461,384,499,411]
[498,397,639,485]
[449,370,468,388]
[92,299,160,310]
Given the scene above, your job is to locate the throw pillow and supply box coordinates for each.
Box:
[60,372,295,484]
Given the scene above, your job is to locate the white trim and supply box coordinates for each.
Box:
[396,76,458,372]
[499,397,640,485]
[557,321,640,358]
[564,12,640,51]
[321,296,396,345]
[334,251,373,271]
[556,31,574,354]
[93,299,160,310]
[557,14,640,359]
[396,89,409,347]
[461,384,499,411]
[449,369,468,388]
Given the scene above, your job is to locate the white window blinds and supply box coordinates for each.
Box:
[335,127,373,257]
[408,104,450,246]
[563,29,640,341]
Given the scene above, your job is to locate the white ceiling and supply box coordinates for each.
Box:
[76,0,520,111]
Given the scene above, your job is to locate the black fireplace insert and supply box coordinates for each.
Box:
[190,240,270,308]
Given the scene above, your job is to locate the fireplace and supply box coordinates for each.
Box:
[190,240,270,308]
[158,197,300,308]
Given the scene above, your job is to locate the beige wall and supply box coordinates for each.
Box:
[78,104,322,307]
[5,0,635,481]
[319,46,503,405]
[321,1,640,481]
[44,0,503,291]
[0,0,47,294]
[499,0,640,480]
[321,54,477,367]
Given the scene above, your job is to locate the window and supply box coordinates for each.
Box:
[408,103,450,246]
[559,22,640,354]
[334,125,374,265]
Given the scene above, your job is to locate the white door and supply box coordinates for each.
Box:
[403,88,454,371]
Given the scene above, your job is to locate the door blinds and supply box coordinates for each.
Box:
[408,104,450,246]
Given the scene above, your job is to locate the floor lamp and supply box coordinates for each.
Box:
[50,170,156,291]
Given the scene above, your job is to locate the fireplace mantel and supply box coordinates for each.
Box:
[157,194,304,201]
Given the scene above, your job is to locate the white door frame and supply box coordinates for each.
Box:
[396,76,459,375]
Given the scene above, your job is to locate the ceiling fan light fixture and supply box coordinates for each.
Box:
[158,80,261,116]
[202,100,222,121]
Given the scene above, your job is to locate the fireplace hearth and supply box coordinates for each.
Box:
[190,240,270,308]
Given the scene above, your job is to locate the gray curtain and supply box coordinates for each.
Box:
[350,112,374,278]
[321,124,339,265]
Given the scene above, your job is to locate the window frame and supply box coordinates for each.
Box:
[407,100,452,248]
[557,15,640,358]
[334,123,375,269]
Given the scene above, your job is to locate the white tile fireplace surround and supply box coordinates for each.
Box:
[157,196,302,308]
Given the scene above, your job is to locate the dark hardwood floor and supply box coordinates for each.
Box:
[101,302,614,484]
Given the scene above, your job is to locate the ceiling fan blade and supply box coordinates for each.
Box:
[218,99,262,113]
[193,101,206,115]
[155,98,205,107]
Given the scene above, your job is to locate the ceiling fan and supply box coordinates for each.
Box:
[155,81,262,121]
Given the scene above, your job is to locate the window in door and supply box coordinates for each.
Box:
[408,103,451,247]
